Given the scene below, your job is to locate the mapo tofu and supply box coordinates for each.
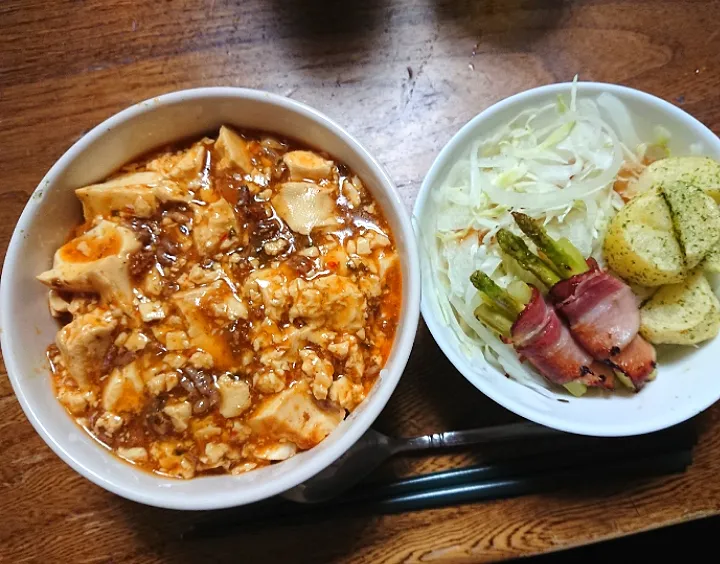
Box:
[39,126,402,478]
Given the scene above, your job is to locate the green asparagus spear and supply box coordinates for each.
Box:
[470,269,588,397]
[474,303,514,338]
[496,229,562,288]
[511,212,589,278]
[563,380,588,397]
[469,270,524,318]
[469,271,521,338]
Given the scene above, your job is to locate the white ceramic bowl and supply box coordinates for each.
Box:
[415,81,720,437]
[0,88,420,509]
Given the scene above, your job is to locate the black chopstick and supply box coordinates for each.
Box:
[183,447,692,540]
[342,428,696,503]
[356,449,692,514]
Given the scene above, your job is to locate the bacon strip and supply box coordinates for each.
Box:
[549,259,656,389]
[550,259,639,357]
[606,335,657,391]
[511,288,614,389]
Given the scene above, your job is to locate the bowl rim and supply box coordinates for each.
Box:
[0,87,421,509]
[414,80,720,437]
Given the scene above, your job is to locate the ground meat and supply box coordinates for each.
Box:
[127,218,157,246]
[229,257,253,282]
[144,399,173,436]
[101,346,119,374]
[101,346,138,373]
[179,374,197,395]
[192,395,217,415]
[156,237,179,266]
[227,320,252,354]
[255,217,281,241]
[236,187,271,227]
[129,248,156,278]
[114,349,138,367]
[184,367,214,395]
[143,340,165,358]
[182,367,220,414]
[127,215,178,278]
[287,255,315,277]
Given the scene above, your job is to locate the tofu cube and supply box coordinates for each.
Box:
[248,382,344,449]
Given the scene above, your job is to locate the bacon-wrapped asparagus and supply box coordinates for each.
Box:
[502,214,657,391]
[470,271,615,395]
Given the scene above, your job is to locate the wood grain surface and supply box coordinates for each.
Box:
[3,0,720,562]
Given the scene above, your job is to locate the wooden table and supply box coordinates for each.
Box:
[2,0,720,561]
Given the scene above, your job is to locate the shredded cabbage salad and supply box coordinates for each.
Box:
[422,80,666,393]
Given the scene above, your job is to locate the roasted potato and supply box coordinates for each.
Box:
[661,179,720,269]
[640,269,720,345]
[630,156,720,203]
[603,188,685,286]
